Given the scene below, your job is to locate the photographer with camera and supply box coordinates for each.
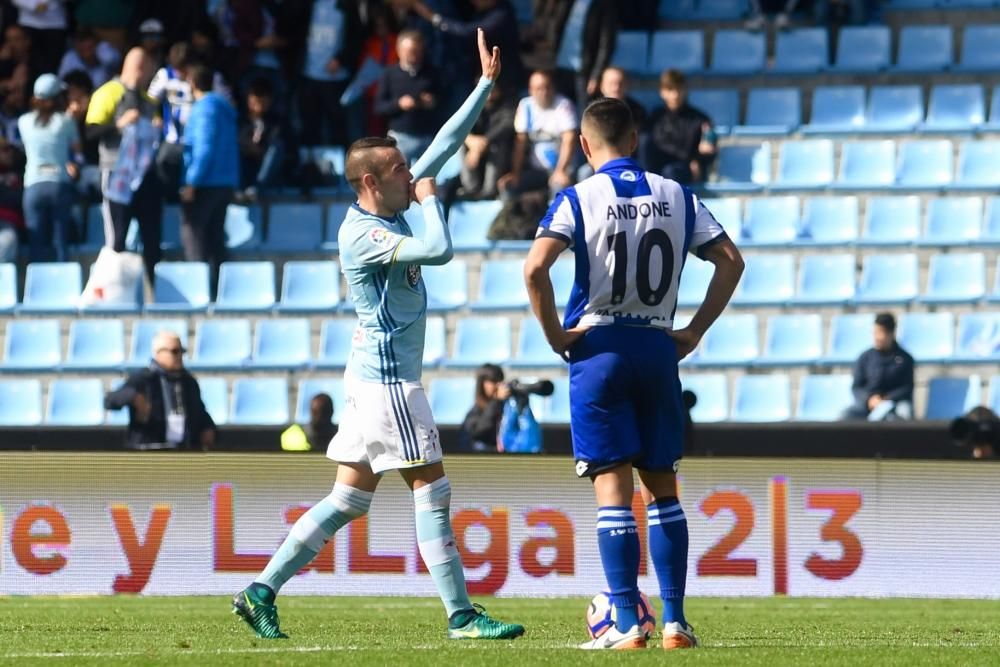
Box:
[460,363,551,453]
[950,406,999,460]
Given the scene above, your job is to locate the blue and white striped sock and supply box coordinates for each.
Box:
[256,483,373,595]
[414,477,473,622]
[597,505,641,631]
[647,497,688,627]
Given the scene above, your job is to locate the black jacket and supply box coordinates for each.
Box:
[555,0,618,82]
[851,343,916,406]
[373,63,442,136]
[460,400,503,451]
[105,365,217,450]
[430,0,525,92]
[647,103,709,170]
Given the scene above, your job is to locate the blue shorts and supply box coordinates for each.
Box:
[568,325,685,477]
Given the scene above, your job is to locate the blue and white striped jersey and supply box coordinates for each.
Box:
[537,157,727,330]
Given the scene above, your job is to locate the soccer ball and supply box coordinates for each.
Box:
[585,591,657,639]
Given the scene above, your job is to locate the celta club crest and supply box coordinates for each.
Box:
[406,264,421,287]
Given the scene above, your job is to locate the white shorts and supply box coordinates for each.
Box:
[327,373,442,474]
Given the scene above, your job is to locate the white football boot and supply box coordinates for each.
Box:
[662,621,699,649]
[579,624,647,650]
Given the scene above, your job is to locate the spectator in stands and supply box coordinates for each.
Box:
[14,0,68,75]
[396,0,526,94]
[238,76,288,197]
[0,24,32,119]
[105,330,217,451]
[57,29,118,89]
[137,19,169,70]
[746,0,867,31]
[456,81,515,200]
[498,70,577,200]
[374,29,441,164]
[18,73,80,262]
[180,64,238,294]
[0,141,24,262]
[280,393,337,452]
[598,66,647,131]
[553,0,617,111]
[86,47,163,283]
[461,363,510,452]
[62,69,100,199]
[359,3,399,137]
[73,0,131,52]
[221,0,287,116]
[646,69,714,186]
[843,313,915,421]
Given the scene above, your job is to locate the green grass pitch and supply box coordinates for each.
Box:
[2,596,999,666]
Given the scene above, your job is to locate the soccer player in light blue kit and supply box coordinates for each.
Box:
[524,98,745,650]
[232,31,524,641]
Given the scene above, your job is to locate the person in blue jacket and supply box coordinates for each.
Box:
[179,63,238,293]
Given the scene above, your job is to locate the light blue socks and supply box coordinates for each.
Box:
[413,477,474,624]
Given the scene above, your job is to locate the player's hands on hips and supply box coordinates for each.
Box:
[413,177,437,203]
[549,326,588,358]
[478,28,501,82]
[668,327,701,360]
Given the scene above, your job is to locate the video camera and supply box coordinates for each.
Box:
[506,379,554,409]
[950,409,1000,446]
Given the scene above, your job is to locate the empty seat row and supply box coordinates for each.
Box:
[678,312,1000,368]
[710,139,1000,192]
[705,195,1000,247]
[678,372,993,423]
[610,25,1000,77]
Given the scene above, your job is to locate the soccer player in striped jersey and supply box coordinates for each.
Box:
[524,98,745,650]
[232,30,524,642]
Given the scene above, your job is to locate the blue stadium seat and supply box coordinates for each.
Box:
[954,140,1000,189]
[742,196,800,245]
[797,196,859,245]
[925,376,981,420]
[46,379,105,426]
[63,319,125,371]
[188,319,252,371]
[0,262,15,313]
[732,254,795,306]
[550,259,575,308]
[230,378,289,425]
[18,262,81,313]
[802,86,866,134]
[688,89,740,134]
[104,379,129,425]
[955,313,1000,363]
[610,31,649,76]
[197,377,228,426]
[732,374,791,422]
[771,28,828,73]
[864,86,924,133]
[277,261,341,313]
[834,140,896,190]
[422,260,468,310]
[0,379,42,425]
[252,318,311,370]
[680,373,728,422]
[985,86,1000,132]
[860,196,921,246]
[323,202,351,251]
[510,317,561,368]
[650,30,704,75]
[690,314,759,366]
[424,316,446,367]
[659,0,696,20]
[264,203,324,252]
[315,319,356,369]
[832,26,890,72]
[3,319,61,371]
[700,197,742,240]
[854,253,919,304]
[428,378,476,425]
[473,260,529,310]
[445,317,512,367]
[982,196,1000,245]
[705,143,770,193]
[758,314,823,366]
[677,257,715,308]
[923,252,986,304]
[295,378,346,425]
[449,200,501,252]
[895,140,953,189]
[898,312,955,362]
[772,139,834,190]
[734,88,801,136]
[224,205,263,252]
[824,313,873,365]
[894,25,953,72]
[128,319,188,370]
[795,374,854,422]
[213,261,276,312]
[694,0,747,19]
[792,254,856,305]
[146,262,210,313]
[710,30,765,74]
[922,85,984,132]
[958,25,1000,71]
[920,198,983,246]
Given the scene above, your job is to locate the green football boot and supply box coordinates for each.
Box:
[231,587,289,639]
[447,604,525,640]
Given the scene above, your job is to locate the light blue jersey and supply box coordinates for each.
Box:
[338,76,494,384]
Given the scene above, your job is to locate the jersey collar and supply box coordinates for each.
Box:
[596,157,642,175]
[351,202,399,223]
